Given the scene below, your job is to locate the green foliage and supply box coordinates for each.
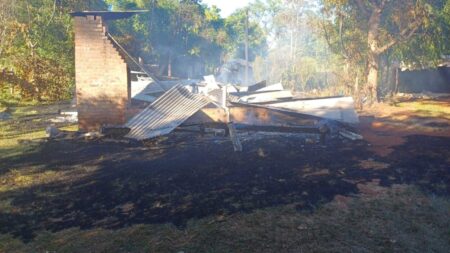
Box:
[1,0,265,100]
[224,9,268,61]
[1,0,447,102]
[321,0,450,98]
[105,0,267,77]
[393,0,450,68]
[0,0,107,102]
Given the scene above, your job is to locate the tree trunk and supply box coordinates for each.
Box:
[367,52,379,103]
[366,6,382,104]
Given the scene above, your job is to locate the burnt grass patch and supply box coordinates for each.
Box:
[0,132,449,241]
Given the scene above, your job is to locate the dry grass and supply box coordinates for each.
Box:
[0,185,448,253]
[0,102,76,159]
[396,100,450,119]
[363,99,450,119]
[0,165,99,194]
[0,104,87,194]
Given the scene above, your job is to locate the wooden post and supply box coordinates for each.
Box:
[168,53,172,77]
[227,122,242,152]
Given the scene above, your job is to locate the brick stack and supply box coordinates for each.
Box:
[74,15,130,131]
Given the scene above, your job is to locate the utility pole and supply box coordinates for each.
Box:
[245,8,249,86]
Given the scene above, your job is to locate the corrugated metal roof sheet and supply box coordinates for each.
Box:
[207,88,223,104]
[125,85,211,140]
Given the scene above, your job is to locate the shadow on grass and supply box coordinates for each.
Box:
[0,133,449,242]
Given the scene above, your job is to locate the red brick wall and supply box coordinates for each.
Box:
[74,15,129,131]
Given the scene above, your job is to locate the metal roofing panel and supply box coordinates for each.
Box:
[125,85,211,140]
[259,96,360,124]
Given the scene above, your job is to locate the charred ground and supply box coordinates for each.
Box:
[0,97,449,251]
[1,128,449,241]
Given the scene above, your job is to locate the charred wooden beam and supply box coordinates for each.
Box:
[228,123,242,152]
[235,124,321,134]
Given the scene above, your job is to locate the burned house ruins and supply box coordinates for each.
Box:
[70,11,361,148]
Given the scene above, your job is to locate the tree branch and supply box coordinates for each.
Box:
[376,21,421,54]
[339,14,349,59]
[354,0,369,17]
[320,14,333,50]
[375,39,397,54]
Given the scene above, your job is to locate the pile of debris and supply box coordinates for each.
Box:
[63,10,361,151]
[118,74,362,151]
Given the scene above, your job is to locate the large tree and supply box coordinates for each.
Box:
[0,0,107,101]
[322,0,445,103]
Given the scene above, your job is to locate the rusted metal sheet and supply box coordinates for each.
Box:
[229,104,318,127]
[184,107,228,125]
[206,88,224,105]
[125,85,211,140]
[185,103,318,128]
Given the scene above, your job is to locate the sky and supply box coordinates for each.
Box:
[202,0,255,17]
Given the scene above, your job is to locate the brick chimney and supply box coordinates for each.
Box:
[71,11,146,131]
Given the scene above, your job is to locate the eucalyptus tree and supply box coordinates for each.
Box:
[322,0,447,103]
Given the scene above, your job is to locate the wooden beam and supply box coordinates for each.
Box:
[228,123,243,152]
[185,104,319,128]
[235,124,320,134]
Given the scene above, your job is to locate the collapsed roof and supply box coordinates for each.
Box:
[124,75,361,146]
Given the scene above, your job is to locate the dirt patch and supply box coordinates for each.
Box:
[359,97,450,156]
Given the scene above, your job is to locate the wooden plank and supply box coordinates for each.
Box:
[230,105,318,127]
[235,124,320,134]
[339,129,363,140]
[227,123,242,152]
[185,104,320,128]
